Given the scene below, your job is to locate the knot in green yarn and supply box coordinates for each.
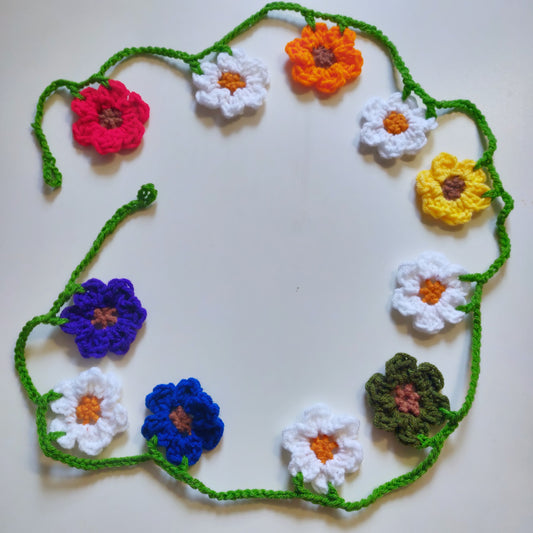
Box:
[137,183,158,207]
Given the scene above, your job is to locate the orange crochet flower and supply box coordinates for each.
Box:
[285,23,363,94]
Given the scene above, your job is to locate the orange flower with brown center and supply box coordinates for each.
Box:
[285,23,363,94]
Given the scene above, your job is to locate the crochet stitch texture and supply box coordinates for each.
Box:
[60,278,147,358]
[16,1,514,516]
[359,93,437,159]
[285,23,363,94]
[282,405,363,493]
[416,152,492,225]
[71,80,149,154]
[365,353,450,446]
[391,252,469,335]
[49,367,128,455]
[142,378,224,466]
[192,48,270,118]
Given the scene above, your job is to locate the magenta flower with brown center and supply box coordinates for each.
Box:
[71,80,149,155]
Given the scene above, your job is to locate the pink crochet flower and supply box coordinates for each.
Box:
[71,80,149,155]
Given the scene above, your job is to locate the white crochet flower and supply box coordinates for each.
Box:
[391,252,470,335]
[49,367,128,455]
[281,404,363,494]
[192,48,269,119]
[360,92,437,159]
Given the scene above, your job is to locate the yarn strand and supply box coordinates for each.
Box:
[14,184,157,406]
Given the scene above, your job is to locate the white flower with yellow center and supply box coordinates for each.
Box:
[192,48,269,119]
[49,367,128,455]
[281,404,363,494]
[391,251,470,335]
[360,92,437,159]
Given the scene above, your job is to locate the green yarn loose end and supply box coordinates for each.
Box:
[137,183,158,207]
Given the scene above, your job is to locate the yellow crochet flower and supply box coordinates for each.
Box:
[416,153,492,225]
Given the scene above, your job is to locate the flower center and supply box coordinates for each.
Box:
[311,45,337,68]
[441,175,466,200]
[394,383,421,416]
[91,307,118,329]
[418,279,447,305]
[383,111,409,135]
[218,72,247,94]
[310,434,338,464]
[98,107,123,129]
[169,405,193,435]
[76,395,101,425]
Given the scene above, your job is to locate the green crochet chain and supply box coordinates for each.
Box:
[17,2,513,513]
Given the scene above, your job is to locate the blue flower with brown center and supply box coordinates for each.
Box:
[141,378,224,466]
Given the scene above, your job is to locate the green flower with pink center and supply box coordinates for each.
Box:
[365,353,450,446]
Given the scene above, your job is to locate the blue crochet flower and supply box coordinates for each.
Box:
[60,278,147,358]
[142,378,224,466]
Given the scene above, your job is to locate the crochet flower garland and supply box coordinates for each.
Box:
[17,2,513,517]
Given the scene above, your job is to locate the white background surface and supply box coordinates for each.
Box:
[1,0,532,531]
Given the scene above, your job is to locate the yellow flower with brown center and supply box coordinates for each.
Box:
[416,152,492,225]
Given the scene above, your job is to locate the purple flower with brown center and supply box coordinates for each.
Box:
[60,278,147,358]
[141,378,224,466]
[365,353,450,446]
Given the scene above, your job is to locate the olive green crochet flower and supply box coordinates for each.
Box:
[365,353,449,446]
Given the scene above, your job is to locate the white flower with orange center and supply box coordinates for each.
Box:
[359,92,437,159]
[391,252,470,335]
[281,404,363,494]
[192,48,269,119]
[49,367,128,455]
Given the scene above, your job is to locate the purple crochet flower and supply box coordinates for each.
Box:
[60,278,147,358]
[142,378,224,466]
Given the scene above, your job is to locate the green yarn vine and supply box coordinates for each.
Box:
[18,2,514,514]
